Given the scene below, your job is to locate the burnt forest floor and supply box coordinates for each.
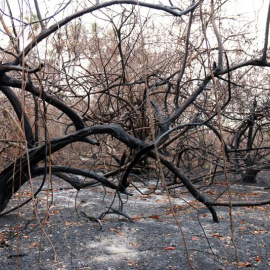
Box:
[0,172,270,270]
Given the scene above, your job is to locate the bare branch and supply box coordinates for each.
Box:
[210,0,223,70]
[33,0,45,29]
[12,0,199,64]
[262,0,270,61]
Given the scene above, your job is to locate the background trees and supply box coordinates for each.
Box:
[0,0,269,222]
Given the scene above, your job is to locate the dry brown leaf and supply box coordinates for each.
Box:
[165,246,175,250]
[256,206,266,211]
[212,233,223,239]
[110,228,125,236]
[255,256,261,262]
[238,261,252,267]
[252,229,264,235]
[127,261,137,266]
[149,215,160,220]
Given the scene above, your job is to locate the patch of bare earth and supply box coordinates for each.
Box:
[0,177,269,269]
